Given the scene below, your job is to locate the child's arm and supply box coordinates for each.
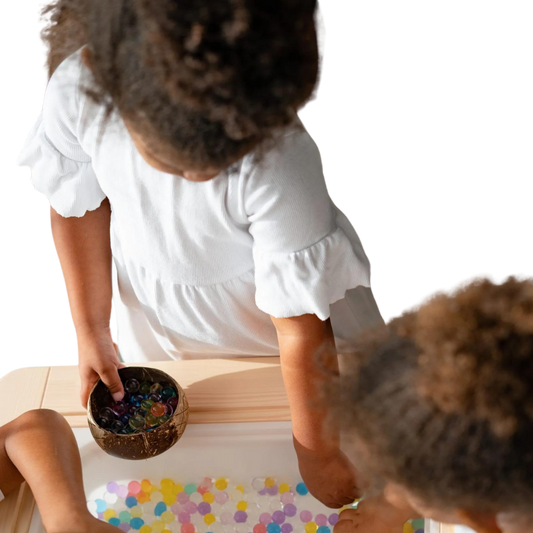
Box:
[51,200,124,407]
[0,409,116,533]
[272,313,359,508]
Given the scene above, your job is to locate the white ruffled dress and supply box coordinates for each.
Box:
[18,51,383,361]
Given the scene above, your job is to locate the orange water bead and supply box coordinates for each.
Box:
[137,491,150,504]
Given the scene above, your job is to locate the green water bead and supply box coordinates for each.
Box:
[139,382,152,395]
[150,383,163,394]
[141,399,154,411]
[159,415,170,425]
[145,413,159,427]
[129,415,146,431]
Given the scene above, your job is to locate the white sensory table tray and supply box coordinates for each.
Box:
[29,421,438,533]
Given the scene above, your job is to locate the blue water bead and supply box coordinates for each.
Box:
[130,517,145,530]
[125,496,138,508]
[267,523,282,533]
[95,499,107,513]
[154,501,168,516]
[109,518,121,527]
[317,527,331,533]
[295,483,309,496]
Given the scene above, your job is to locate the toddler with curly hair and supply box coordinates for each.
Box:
[18,0,384,511]
[333,277,533,533]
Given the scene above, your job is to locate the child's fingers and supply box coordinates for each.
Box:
[98,364,125,402]
[334,518,357,533]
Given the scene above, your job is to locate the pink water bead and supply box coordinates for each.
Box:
[215,491,229,504]
[315,514,328,526]
[178,512,191,524]
[184,501,198,514]
[171,503,182,515]
[117,485,129,499]
[260,513,273,524]
[280,492,294,505]
[128,481,141,495]
[177,492,190,504]
[300,511,313,523]
[220,512,234,525]
[181,523,195,533]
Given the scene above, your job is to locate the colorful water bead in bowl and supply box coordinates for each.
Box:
[94,377,179,435]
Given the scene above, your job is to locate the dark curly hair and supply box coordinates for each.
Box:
[334,277,533,514]
[41,0,319,169]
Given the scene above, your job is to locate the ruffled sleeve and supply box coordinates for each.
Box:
[243,126,371,320]
[17,51,106,218]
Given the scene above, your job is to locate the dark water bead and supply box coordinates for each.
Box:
[148,393,161,403]
[126,403,138,415]
[165,403,174,416]
[150,383,163,394]
[139,382,152,395]
[119,414,131,425]
[99,407,115,419]
[159,415,170,425]
[111,420,125,433]
[112,401,127,416]
[161,387,176,401]
[125,378,140,394]
[130,394,144,407]
[129,415,146,430]
[97,417,112,429]
[166,396,179,410]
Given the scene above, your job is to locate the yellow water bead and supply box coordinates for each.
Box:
[278,483,290,494]
[161,511,175,524]
[403,523,415,533]
[161,479,175,490]
[130,506,143,518]
[141,479,152,493]
[215,478,228,491]
[203,492,215,504]
[172,483,184,496]
[235,485,244,493]
[204,513,216,526]
[264,477,276,488]
[236,501,248,511]
[305,522,318,533]
[163,492,176,506]
[139,526,153,533]
[151,521,166,533]
[103,509,116,521]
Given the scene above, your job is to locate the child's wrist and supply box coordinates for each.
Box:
[75,321,111,341]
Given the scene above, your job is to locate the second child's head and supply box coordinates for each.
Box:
[43,0,319,180]
[336,278,533,533]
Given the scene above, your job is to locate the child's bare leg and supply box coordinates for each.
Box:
[0,409,116,533]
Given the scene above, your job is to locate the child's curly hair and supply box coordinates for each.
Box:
[336,278,533,514]
[41,0,319,169]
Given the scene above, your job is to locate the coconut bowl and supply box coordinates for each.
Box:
[88,366,189,460]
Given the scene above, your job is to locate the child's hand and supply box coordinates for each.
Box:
[297,447,360,508]
[78,328,125,408]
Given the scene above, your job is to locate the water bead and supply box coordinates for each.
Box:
[177,492,190,505]
[141,399,155,411]
[119,510,132,522]
[305,523,318,533]
[198,502,212,515]
[190,492,203,504]
[104,491,119,505]
[119,523,132,532]
[103,509,117,521]
[236,501,247,511]
[203,492,215,504]
[139,382,152,395]
[300,510,313,523]
[411,519,425,530]
[131,518,145,530]
[214,478,228,491]
[111,401,126,416]
[296,483,308,496]
[152,522,166,533]
[151,491,164,503]
[125,379,140,393]
[112,420,125,432]
[107,481,119,494]
[214,491,229,505]
[109,518,121,527]
[264,478,275,489]
[272,511,286,524]
[317,528,330,533]
[159,415,171,425]
[258,488,268,496]
[97,417,112,429]
[139,527,153,533]
[96,499,107,513]
[178,511,191,523]
[281,525,293,533]
[252,478,264,491]
[181,524,195,533]
[328,514,339,526]
[126,496,139,508]
[280,493,294,505]
[99,406,115,419]
[161,387,177,401]
[131,506,143,518]
[234,511,248,524]
[151,403,166,417]
[260,513,272,524]
[165,404,174,416]
[145,413,159,427]
[220,512,233,525]
[184,502,197,515]
[254,525,267,533]
[267,524,281,533]
[118,485,129,498]
[167,396,179,410]
[150,383,164,394]
[162,511,175,524]
[278,484,290,494]
[269,500,283,512]
[155,502,168,516]
[282,504,296,518]
[130,415,147,430]
[204,513,216,526]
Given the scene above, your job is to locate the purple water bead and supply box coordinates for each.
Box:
[266,485,279,496]
[118,524,131,532]
[178,512,191,524]
[283,504,297,518]
[112,401,127,416]
[260,513,272,524]
[272,511,285,524]
[107,481,119,494]
[197,502,211,516]
[235,511,248,523]
[281,525,293,533]
[259,487,268,496]
[300,511,313,523]
[328,514,339,526]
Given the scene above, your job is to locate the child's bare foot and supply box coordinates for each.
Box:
[334,493,417,533]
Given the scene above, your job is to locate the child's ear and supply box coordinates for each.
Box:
[457,510,502,533]
[81,47,94,71]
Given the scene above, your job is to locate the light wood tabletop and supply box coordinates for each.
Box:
[0,359,456,533]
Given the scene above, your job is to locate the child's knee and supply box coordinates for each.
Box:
[16,409,67,431]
